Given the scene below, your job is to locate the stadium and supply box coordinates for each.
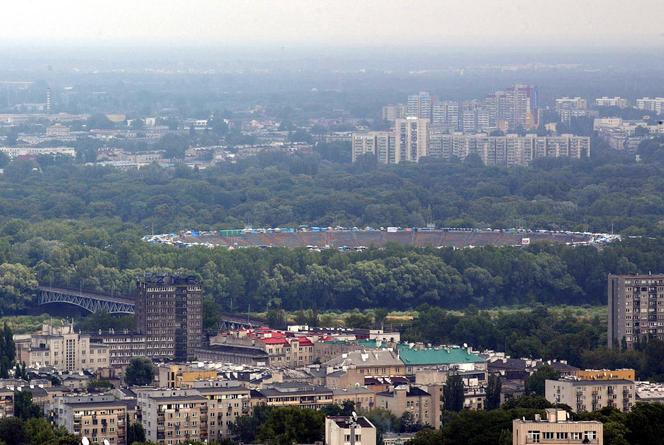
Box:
[144,227,618,250]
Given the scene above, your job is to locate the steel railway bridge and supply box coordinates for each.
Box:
[36,286,262,328]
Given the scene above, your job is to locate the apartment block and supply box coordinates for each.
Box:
[14,323,110,372]
[608,274,664,349]
[394,117,429,163]
[253,382,334,409]
[594,96,628,108]
[512,409,603,445]
[407,92,432,120]
[135,274,203,362]
[195,385,251,440]
[351,131,394,164]
[382,104,406,122]
[138,389,208,445]
[51,395,128,445]
[636,97,664,114]
[545,379,635,413]
[375,385,435,428]
[427,133,590,166]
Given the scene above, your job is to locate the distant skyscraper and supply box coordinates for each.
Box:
[382,104,406,122]
[352,131,395,164]
[486,85,538,131]
[136,274,203,361]
[608,274,664,349]
[432,101,459,132]
[45,88,52,114]
[394,117,429,163]
[407,92,433,120]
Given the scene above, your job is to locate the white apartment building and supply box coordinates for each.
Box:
[15,323,110,372]
[545,379,635,413]
[394,117,429,163]
[636,97,664,114]
[594,96,628,108]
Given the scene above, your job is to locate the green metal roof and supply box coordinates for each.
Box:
[398,345,485,365]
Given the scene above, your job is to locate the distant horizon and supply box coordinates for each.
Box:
[2,0,663,49]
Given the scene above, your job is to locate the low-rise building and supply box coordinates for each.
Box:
[254,382,334,409]
[376,385,436,428]
[51,394,128,445]
[156,364,218,389]
[635,381,664,403]
[325,416,377,445]
[324,350,406,389]
[545,379,635,413]
[332,387,376,411]
[512,408,603,445]
[398,345,487,380]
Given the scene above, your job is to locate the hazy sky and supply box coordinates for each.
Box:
[3,0,663,48]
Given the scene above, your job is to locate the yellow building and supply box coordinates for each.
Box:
[157,364,218,388]
[575,369,635,381]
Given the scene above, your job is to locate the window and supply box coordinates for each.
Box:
[556,432,568,439]
[542,432,554,439]
[527,431,540,443]
[584,431,597,440]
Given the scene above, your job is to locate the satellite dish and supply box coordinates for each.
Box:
[352,411,358,421]
[82,437,90,445]
[104,441,110,445]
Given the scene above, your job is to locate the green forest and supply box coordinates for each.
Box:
[0,138,663,318]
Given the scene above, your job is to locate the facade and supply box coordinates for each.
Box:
[254,382,334,409]
[545,379,635,413]
[635,97,664,114]
[352,131,394,164]
[555,97,587,111]
[325,416,377,445]
[427,133,590,166]
[89,332,148,368]
[138,389,209,445]
[575,369,636,381]
[195,386,251,441]
[382,104,406,122]
[376,385,436,428]
[332,387,376,411]
[431,101,459,132]
[157,364,218,389]
[135,274,203,362]
[210,328,314,367]
[512,409,603,445]
[394,117,429,163]
[406,92,432,120]
[594,96,628,108]
[15,323,110,372]
[608,274,664,349]
[51,395,128,445]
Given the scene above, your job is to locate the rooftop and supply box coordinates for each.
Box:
[398,345,485,365]
[328,416,375,429]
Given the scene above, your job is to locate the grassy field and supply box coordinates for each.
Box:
[251,305,606,329]
[0,314,67,334]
